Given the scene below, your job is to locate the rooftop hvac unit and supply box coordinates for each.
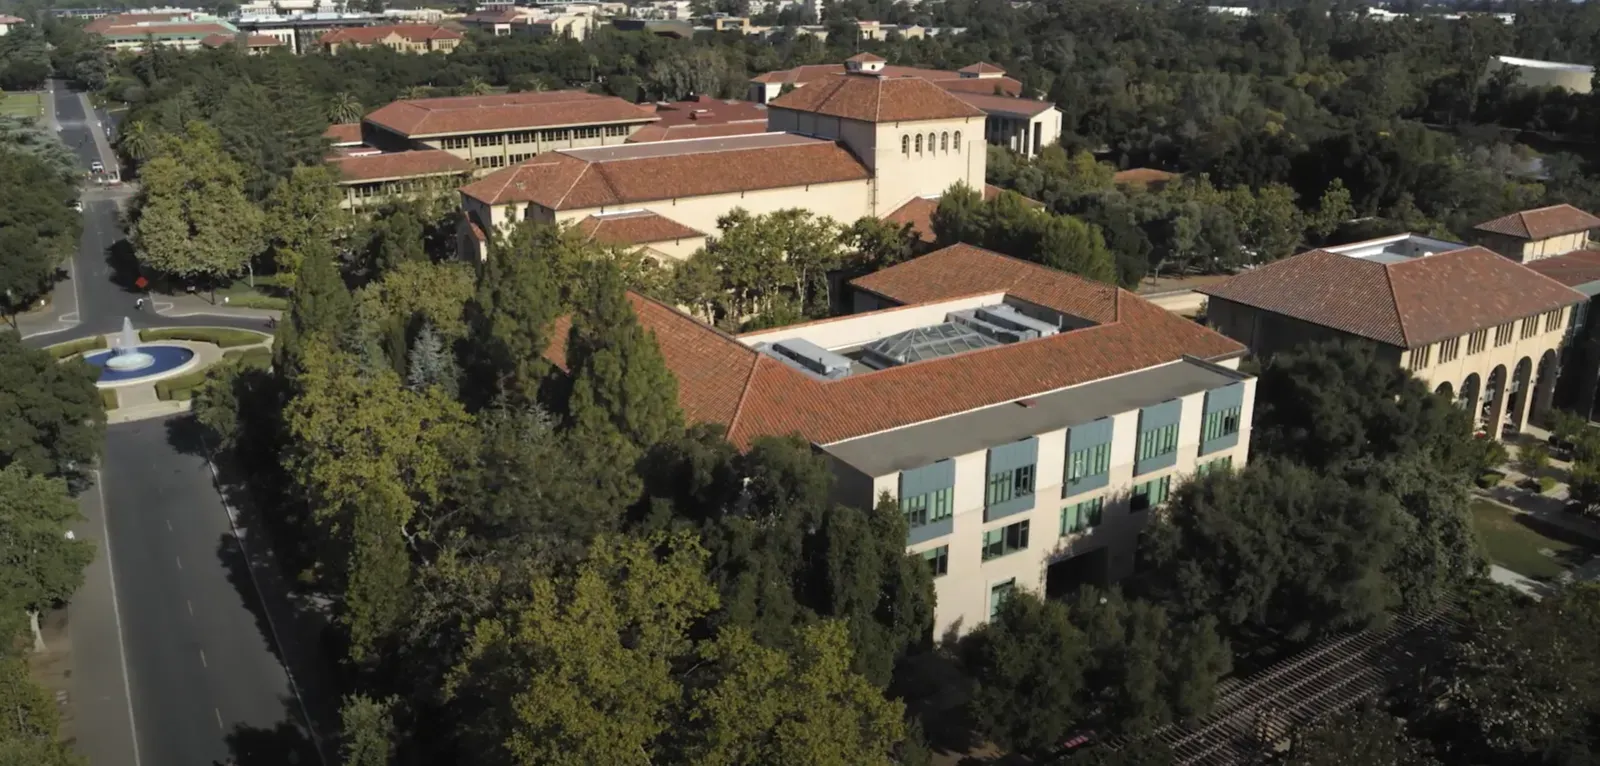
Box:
[947,313,1034,343]
[768,338,852,379]
[974,304,1059,337]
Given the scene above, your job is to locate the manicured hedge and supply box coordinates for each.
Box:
[140,327,269,348]
[223,346,272,370]
[153,369,210,401]
[47,336,107,359]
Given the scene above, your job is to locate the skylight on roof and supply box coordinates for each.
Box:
[863,323,1000,367]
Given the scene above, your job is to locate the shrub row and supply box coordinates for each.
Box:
[140,327,270,348]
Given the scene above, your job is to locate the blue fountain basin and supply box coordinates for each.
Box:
[84,345,196,383]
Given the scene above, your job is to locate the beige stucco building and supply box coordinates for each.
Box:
[1199,233,1585,439]
[456,57,988,261]
[316,23,461,54]
[1472,203,1600,264]
[328,149,473,210]
[544,244,1254,636]
[361,91,659,173]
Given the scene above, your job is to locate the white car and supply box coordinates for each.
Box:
[72,201,82,212]
[90,160,104,173]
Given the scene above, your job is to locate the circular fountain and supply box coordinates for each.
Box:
[82,318,198,386]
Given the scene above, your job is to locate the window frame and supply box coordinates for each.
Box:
[1061,496,1104,535]
[1137,423,1180,462]
[921,545,948,578]
[981,519,1030,561]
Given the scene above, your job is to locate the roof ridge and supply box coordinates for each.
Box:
[554,161,594,209]
[724,350,767,442]
[1379,259,1410,347]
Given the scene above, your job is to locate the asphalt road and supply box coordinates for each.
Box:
[99,418,320,766]
[21,84,276,346]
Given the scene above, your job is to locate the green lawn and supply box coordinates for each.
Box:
[0,91,44,119]
[1472,499,1600,580]
[214,275,289,311]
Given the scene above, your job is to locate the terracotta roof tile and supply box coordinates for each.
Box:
[768,73,985,123]
[98,21,235,37]
[575,211,704,246]
[364,91,657,138]
[459,133,870,208]
[1198,246,1586,348]
[648,95,769,127]
[85,11,187,33]
[324,123,363,145]
[625,122,769,143]
[1523,249,1600,288]
[319,23,461,44]
[958,62,1006,74]
[329,149,472,183]
[753,62,1023,97]
[847,52,886,63]
[883,185,1037,243]
[1474,204,1600,240]
[0,15,27,23]
[950,91,1054,117]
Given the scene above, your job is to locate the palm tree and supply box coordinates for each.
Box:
[458,77,492,97]
[399,85,433,101]
[327,91,363,124]
[118,121,157,163]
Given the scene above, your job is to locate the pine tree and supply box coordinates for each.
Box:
[466,227,563,408]
[276,242,353,377]
[406,322,456,395]
[565,259,684,508]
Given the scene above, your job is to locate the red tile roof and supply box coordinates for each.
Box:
[85,11,188,33]
[883,185,1038,244]
[1198,246,1586,348]
[324,123,363,145]
[768,73,985,123]
[649,95,769,127]
[1524,249,1600,288]
[0,14,27,23]
[547,244,1243,448]
[329,149,472,183]
[625,122,770,143]
[950,91,1054,117]
[1474,204,1600,241]
[576,211,704,246]
[958,62,1006,75]
[459,133,870,208]
[364,91,656,138]
[319,23,461,44]
[97,21,235,37]
[847,52,886,63]
[752,62,1023,97]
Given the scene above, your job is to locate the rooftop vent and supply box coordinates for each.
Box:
[762,338,852,380]
[947,305,1059,344]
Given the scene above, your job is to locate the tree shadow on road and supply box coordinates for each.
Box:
[222,698,324,766]
[163,414,211,459]
[104,237,145,293]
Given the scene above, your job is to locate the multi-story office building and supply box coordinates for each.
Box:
[1199,233,1584,439]
[85,10,251,50]
[361,91,658,172]
[546,243,1253,636]
[231,11,384,53]
[328,149,472,210]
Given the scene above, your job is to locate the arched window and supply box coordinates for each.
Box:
[927,133,936,153]
[954,131,962,152]
[902,135,909,156]
[941,132,949,152]
[915,134,922,153]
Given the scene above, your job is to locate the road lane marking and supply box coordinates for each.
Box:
[199,650,207,668]
[215,708,224,731]
[166,519,172,531]
[93,470,143,766]
[174,555,182,570]
[186,600,193,616]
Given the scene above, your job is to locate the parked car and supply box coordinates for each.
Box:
[90,160,104,173]
[72,200,82,212]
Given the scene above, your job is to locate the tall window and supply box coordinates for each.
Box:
[915,134,923,153]
[1408,344,1432,370]
[1545,308,1566,332]
[901,487,954,529]
[940,132,949,151]
[921,546,948,578]
[954,131,961,151]
[986,465,1035,507]
[1468,329,1488,354]
[1438,337,1461,363]
[1061,497,1103,535]
[902,135,909,156]
[1520,314,1540,340]
[982,520,1030,561]
[989,579,1015,619]
[1130,475,1172,512]
[1066,443,1111,489]
[1136,423,1179,463]
[1494,322,1514,347]
[1202,407,1241,442]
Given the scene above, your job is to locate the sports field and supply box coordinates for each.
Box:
[0,90,45,119]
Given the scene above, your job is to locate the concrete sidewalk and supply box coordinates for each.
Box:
[154,292,280,322]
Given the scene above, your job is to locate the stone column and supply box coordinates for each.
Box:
[1487,385,1509,441]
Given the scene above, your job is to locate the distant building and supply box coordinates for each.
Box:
[317,23,461,54]
[0,14,25,35]
[232,12,388,54]
[1487,55,1595,94]
[1198,233,1584,439]
[458,8,525,35]
[361,90,658,173]
[85,10,243,51]
[1472,204,1600,264]
[541,244,1253,636]
[750,55,1063,157]
[626,95,771,143]
[1525,250,1600,418]
[198,31,285,53]
[329,149,473,210]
